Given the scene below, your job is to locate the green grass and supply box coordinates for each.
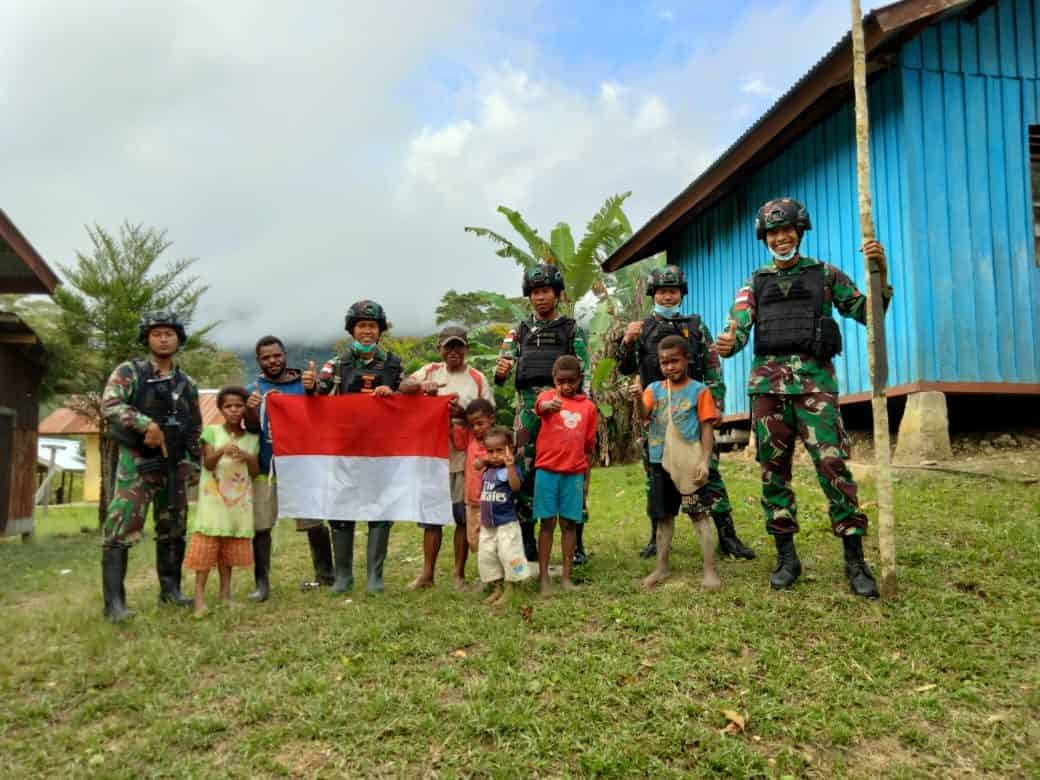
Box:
[1,461,1037,778]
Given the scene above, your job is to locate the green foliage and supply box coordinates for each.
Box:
[435,290,526,329]
[3,465,1039,777]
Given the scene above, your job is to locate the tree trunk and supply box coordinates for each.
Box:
[851,0,897,598]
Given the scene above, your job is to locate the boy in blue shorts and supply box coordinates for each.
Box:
[533,355,597,597]
[636,335,721,591]
[477,426,529,605]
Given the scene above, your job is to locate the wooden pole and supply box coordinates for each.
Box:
[850,0,897,598]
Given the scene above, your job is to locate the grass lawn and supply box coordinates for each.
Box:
[1,460,1037,778]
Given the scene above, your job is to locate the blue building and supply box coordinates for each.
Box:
[605,0,1040,422]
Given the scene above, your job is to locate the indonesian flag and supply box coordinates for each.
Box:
[266,394,452,525]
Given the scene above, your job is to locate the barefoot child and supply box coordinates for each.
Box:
[636,336,721,590]
[185,386,260,616]
[477,426,529,604]
[453,399,496,559]
[533,355,597,596]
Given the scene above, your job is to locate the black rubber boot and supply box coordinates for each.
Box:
[521,522,538,562]
[639,518,658,558]
[306,525,335,587]
[572,523,588,566]
[157,538,191,606]
[769,534,802,590]
[119,545,130,608]
[843,534,880,598]
[366,522,391,594]
[330,523,355,594]
[102,546,134,622]
[714,514,756,560]
[248,529,272,602]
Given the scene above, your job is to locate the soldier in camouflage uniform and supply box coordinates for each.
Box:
[494,264,590,563]
[716,198,891,597]
[617,264,755,562]
[302,300,404,595]
[100,311,202,622]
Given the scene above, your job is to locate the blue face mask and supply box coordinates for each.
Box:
[654,303,682,318]
[770,246,798,262]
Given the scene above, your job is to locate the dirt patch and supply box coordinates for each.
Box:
[274,739,337,778]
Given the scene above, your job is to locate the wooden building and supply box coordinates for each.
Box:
[604,0,1040,421]
[0,209,59,536]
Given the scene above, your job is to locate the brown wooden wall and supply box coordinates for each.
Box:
[0,344,45,536]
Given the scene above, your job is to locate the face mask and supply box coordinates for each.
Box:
[770,246,799,262]
[654,304,682,318]
[353,341,377,354]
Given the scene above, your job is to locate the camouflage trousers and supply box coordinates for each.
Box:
[513,393,542,524]
[751,392,867,537]
[103,446,195,548]
[640,435,733,520]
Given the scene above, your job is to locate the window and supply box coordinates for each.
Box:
[1031,125,1039,265]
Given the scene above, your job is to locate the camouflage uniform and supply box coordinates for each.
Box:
[725,255,893,537]
[101,360,202,548]
[617,316,732,520]
[496,315,589,523]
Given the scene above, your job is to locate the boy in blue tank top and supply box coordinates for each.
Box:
[476,426,529,605]
[635,335,722,591]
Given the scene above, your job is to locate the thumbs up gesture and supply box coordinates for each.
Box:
[715,320,738,357]
[302,360,318,391]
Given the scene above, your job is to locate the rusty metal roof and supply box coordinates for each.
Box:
[39,390,226,435]
[602,0,981,272]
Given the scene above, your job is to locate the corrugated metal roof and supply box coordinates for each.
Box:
[602,0,980,272]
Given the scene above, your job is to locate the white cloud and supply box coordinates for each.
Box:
[741,78,780,97]
[3,0,893,348]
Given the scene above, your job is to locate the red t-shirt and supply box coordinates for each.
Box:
[534,391,598,474]
[451,426,488,506]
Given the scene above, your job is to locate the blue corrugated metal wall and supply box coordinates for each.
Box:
[672,0,1040,417]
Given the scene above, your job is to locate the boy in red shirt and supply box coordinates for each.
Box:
[533,355,597,596]
[452,398,496,560]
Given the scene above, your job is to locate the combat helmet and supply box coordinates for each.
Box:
[646,265,688,297]
[137,310,187,347]
[522,263,565,297]
[755,198,812,241]
[345,300,388,333]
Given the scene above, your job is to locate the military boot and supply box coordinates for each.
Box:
[330,523,355,594]
[366,522,391,594]
[157,538,191,606]
[521,522,539,562]
[714,514,756,560]
[639,518,658,559]
[842,534,880,598]
[248,529,272,602]
[102,546,134,622]
[572,523,588,566]
[769,534,802,590]
[306,525,335,587]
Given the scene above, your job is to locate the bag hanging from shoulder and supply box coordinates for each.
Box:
[660,381,708,496]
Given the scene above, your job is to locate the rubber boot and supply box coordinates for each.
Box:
[330,523,355,594]
[157,538,191,606]
[521,522,539,563]
[102,546,134,622]
[572,523,588,566]
[366,522,391,594]
[248,529,272,602]
[307,525,335,587]
[842,534,880,598]
[639,518,658,558]
[642,517,674,589]
[769,534,802,590]
[714,513,756,560]
[119,545,130,608]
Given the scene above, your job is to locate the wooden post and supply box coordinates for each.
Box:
[850,0,897,598]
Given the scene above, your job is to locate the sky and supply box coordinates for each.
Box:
[3,0,887,347]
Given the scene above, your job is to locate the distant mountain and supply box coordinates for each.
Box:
[232,341,338,379]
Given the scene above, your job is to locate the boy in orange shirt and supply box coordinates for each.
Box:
[635,335,721,591]
[533,355,597,596]
[452,398,496,561]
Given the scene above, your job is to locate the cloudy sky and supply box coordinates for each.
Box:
[3,0,885,347]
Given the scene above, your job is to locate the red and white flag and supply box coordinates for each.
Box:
[266,394,452,525]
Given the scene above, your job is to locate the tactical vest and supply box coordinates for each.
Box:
[515,317,576,390]
[336,352,403,394]
[639,314,705,386]
[107,359,194,454]
[752,263,842,360]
